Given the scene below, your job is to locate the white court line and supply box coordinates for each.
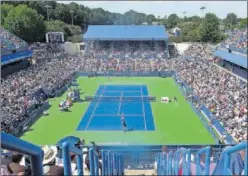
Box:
[104,91,141,93]
[118,92,123,115]
[85,86,105,130]
[140,86,147,130]
[94,114,143,117]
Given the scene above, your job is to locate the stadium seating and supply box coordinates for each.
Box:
[220,29,247,55]
[1,133,247,175]
[0,27,28,55]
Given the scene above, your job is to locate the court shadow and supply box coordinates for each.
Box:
[61,109,72,113]
[127,127,135,132]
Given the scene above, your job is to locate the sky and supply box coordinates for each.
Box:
[58,1,247,19]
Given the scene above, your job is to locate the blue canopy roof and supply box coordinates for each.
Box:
[84,25,168,41]
[214,49,247,69]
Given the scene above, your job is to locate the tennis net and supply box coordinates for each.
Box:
[85,96,156,102]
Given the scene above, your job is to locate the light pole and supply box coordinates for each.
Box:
[183,11,186,22]
[44,5,51,21]
[70,10,75,25]
[200,6,206,20]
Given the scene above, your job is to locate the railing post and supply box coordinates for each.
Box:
[168,151,173,175]
[174,151,179,175]
[196,146,210,175]
[186,149,191,175]
[107,151,111,175]
[162,152,167,175]
[94,151,99,176]
[102,150,106,176]
[89,148,95,176]
[76,152,84,175]
[62,142,72,175]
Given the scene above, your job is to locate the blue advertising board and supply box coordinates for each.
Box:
[1,49,33,65]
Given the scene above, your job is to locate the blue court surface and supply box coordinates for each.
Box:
[77,85,155,131]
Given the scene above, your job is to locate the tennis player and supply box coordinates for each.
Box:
[121,114,127,132]
[173,96,177,102]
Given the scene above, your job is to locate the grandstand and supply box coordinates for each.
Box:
[84,25,170,59]
[1,28,33,77]
[215,28,248,80]
[1,24,247,176]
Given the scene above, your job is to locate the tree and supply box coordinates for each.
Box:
[239,18,247,29]
[187,16,201,23]
[146,14,156,24]
[4,4,46,43]
[1,3,14,25]
[167,14,179,28]
[199,13,221,43]
[179,22,201,42]
[225,13,238,29]
[66,24,82,36]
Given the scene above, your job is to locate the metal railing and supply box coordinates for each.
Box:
[62,141,84,175]
[1,133,43,175]
[101,150,124,176]
[155,142,247,175]
[195,147,210,175]
[223,141,247,175]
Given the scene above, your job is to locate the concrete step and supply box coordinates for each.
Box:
[124,169,156,175]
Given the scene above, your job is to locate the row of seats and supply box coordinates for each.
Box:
[0,28,28,55]
[220,29,247,55]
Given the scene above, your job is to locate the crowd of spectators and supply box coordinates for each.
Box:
[220,28,247,54]
[85,41,168,60]
[0,28,28,55]
[175,43,247,142]
[1,44,76,135]
[1,41,247,142]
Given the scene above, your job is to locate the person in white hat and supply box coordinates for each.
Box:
[42,145,65,176]
[42,145,58,165]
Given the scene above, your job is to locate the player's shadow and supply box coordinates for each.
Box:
[61,109,72,112]
[127,127,135,132]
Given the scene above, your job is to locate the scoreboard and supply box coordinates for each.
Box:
[46,32,64,43]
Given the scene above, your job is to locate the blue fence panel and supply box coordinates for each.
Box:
[1,49,33,65]
[101,150,124,176]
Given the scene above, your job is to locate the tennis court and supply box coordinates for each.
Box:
[76,85,155,131]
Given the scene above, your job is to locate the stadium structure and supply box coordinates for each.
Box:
[1,25,247,176]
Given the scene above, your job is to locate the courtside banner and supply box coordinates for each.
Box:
[161,97,169,103]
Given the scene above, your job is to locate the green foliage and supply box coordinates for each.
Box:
[239,18,247,29]
[167,14,179,28]
[1,3,14,25]
[179,22,201,42]
[199,13,221,43]
[224,13,238,29]
[45,20,82,41]
[168,36,182,43]
[67,35,82,43]
[66,25,82,36]
[3,4,46,43]
[45,20,69,40]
